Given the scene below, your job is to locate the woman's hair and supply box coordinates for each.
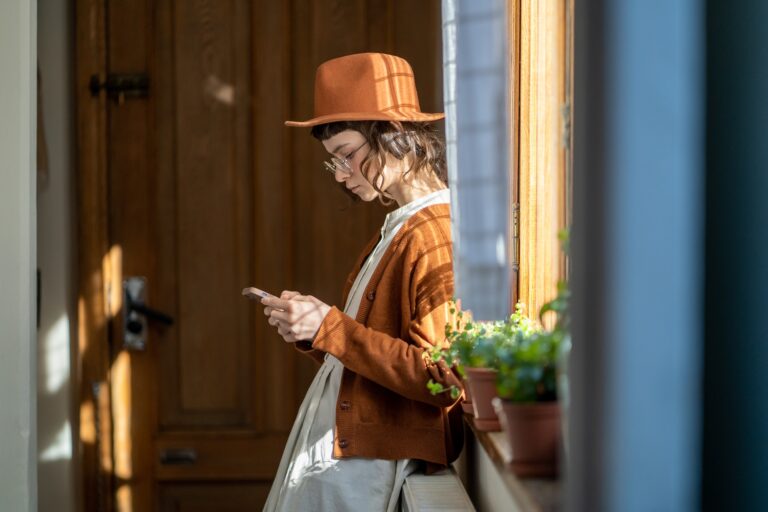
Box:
[311,120,448,205]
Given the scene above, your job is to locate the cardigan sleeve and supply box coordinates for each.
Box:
[294,340,326,365]
[310,248,461,409]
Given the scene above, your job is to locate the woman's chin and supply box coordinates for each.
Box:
[356,189,378,202]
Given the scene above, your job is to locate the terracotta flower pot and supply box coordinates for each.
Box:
[461,377,474,414]
[464,367,500,431]
[493,398,560,477]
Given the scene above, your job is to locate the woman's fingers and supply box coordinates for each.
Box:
[277,323,297,343]
[427,363,441,381]
[291,294,323,306]
[261,296,291,311]
[426,360,463,392]
[259,303,297,343]
[268,308,292,323]
[437,360,462,388]
[261,293,331,343]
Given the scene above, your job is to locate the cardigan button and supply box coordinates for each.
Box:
[338,439,349,449]
[340,400,351,411]
[366,290,375,301]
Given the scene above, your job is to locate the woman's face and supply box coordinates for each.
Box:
[321,129,399,202]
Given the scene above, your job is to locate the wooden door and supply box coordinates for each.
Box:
[76,1,442,510]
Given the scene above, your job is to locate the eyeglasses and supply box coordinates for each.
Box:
[322,141,369,176]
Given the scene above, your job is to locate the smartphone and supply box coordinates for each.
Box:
[242,287,276,300]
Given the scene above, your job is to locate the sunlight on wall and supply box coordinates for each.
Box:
[112,350,133,478]
[112,349,134,510]
[39,422,73,462]
[80,400,95,444]
[105,245,123,318]
[78,297,87,353]
[116,485,133,511]
[42,314,71,393]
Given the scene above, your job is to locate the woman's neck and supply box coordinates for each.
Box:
[388,168,447,207]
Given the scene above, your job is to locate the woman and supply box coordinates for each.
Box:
[261,53,463,512]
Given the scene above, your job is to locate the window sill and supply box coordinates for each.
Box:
[464,414,562,512]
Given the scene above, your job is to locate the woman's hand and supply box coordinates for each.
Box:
[262,291,332,343]
[426,359,463,394]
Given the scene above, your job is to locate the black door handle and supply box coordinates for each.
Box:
[123,277,174,351]
[128,300,174,326]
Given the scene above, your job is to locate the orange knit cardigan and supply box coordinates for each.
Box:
[295,203,464,468]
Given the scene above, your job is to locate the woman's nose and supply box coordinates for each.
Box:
[334,170,347,183]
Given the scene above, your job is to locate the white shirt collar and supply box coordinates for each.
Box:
[381,188,450,237]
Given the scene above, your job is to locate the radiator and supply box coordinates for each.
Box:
[401,469,476,512]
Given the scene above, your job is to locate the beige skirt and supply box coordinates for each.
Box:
[263,354,418,512]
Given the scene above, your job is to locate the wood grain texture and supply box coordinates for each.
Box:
[106,1,155,510]
[252,0,305,431]
[74,0,113,510]
[158,0,254,423]
[157,483,271,511]
[517,0,567,325]
[154,433,288,480]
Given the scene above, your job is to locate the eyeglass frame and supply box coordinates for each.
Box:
[322,140,369,176]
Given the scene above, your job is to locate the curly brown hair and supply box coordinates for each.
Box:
[311,121,448,205]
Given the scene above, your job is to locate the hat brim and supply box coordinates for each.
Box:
[285,110,445,128]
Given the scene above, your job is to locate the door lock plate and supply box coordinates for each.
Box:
[123,277,148,350]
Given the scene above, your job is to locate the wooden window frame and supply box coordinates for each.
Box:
[513,0,570,322]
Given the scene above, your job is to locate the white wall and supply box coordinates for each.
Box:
[37,1,77,511]
[0,0,38,511]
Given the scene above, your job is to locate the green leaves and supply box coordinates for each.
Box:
[427,379,446,395]
[429,228,572,403]
[428,289,570,404]
[495,331,560,402]
[426,378,463,400]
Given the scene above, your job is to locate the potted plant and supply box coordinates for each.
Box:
[492,279,570,477]
[428,302,539,432]
[462,335,503,431]
[435,305,476,414]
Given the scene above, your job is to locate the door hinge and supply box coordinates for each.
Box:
[512,202,520,272]
[561,102,572,150]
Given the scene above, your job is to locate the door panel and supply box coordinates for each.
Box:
[154,436,286,480]
[81,0,442,510]
[157,483,271,511]
[154,0,255,428]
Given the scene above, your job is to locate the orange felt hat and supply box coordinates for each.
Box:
[285,52,444,127]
